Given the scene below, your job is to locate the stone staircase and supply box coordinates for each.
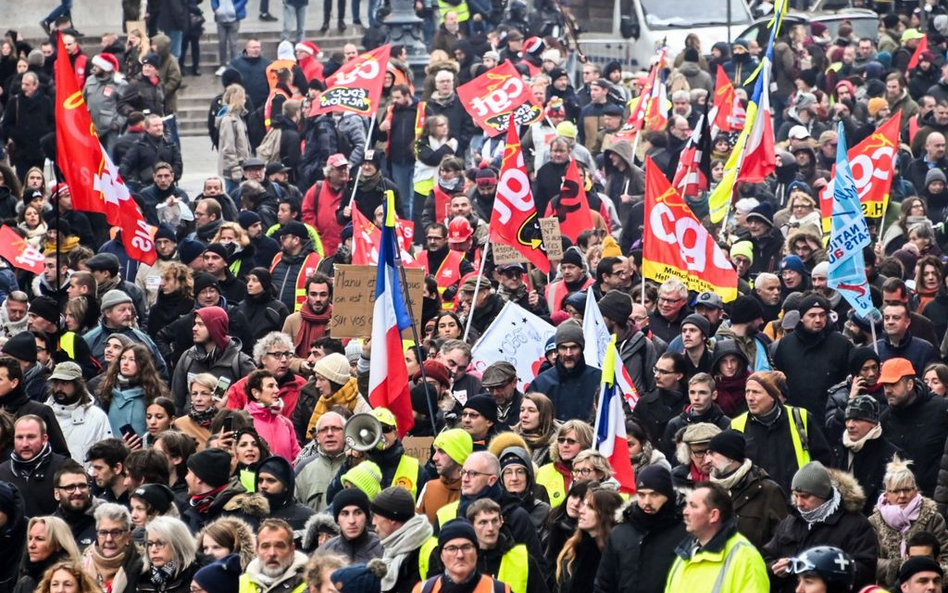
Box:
[176,29,364,136]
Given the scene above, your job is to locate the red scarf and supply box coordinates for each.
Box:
[297,302,331,352]
[190,483,228,514]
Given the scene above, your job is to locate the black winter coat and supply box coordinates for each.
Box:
[135,563,197,593]
[237,292,290,340]
[530,360,602,423]
[736,405,833,495]
[595,500,686,593]
[762,470,878,593]
[0,449,70,518]
[1,92,54,166]
[632,387,686,448]
[823,380,886,445]
[0,483,26,593]
[387,100,420,165]
[832,436,905,515]
[727,463,788,549]
[748,228,785,277]
[884,383,948,498]
[424,93,476,157]
[120,133,183,188]
[772,325,852,418]
[661,404,731,459]
[555,531,601,593]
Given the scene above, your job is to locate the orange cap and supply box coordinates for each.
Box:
[878,358,916,384]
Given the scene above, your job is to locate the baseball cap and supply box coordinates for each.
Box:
[878,358,916,384]
[327,154,348,168]
[695,292,724,310]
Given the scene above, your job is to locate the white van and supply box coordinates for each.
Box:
[570,0,755,69]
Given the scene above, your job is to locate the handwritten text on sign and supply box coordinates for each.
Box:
[330,265,424,339]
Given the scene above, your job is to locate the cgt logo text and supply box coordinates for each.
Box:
[484,103,543,131]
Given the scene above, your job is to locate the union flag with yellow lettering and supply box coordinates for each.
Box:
[818,112,901,231]
[642,158,738,301]
[54,33,156,265]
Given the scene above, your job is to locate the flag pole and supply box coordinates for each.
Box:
[348,113,379,208]
[390,195,439,437]
[462,240,491,342]
[869,314,879,355]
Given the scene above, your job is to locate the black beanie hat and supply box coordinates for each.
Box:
[561,247,584,269]
[187,448,233,488]
[438,518,478,548]
[29,296,60,324]
[635,465,675,499]
[131,483,176,514]
[798,294,831,317]
[598,291,633,324]
[847,346,881,377]
[899,556,944,584]
[333,488,371,523]
[193,272,220,297]
[729,295,764,325]
[248,267,273,294]
[2,331,36,364]
[681,313,711,337]
[463,394,498,424]
[370,486,416,522]
[204,243,230,260]
[708,430,746,462]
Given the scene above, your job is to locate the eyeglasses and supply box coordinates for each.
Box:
[317,426,343,435]
[97,529,128,539]
[557,437,579,445]
[887,487,916,495]
[267,351,292,359]
[658,296,683,304]
[460,411,483,420]
[145,540,167,549]
[573,467,596,477]
[381,425,396,434]
[443,544,476,555]
[58,483,89,492]
[691,449,710,458]
[460,469,489,479]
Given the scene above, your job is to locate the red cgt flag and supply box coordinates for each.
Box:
[908,34,929,70]
[311,45,391,117]
[489,113,550,273]
[0,226,44,274]
[54,34,156,265]
[547,159,593,243]
[351,204,421,267]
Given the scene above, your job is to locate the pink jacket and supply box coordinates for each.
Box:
[246,401,301,463]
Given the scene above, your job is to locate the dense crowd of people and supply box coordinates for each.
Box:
[11,0,948,593]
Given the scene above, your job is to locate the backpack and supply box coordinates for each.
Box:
[256,127,283,164]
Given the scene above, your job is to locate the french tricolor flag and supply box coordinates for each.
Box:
[594,335,637,494]
[368,191,414,437]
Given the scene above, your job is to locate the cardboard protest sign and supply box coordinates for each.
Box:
[330,265,423,339]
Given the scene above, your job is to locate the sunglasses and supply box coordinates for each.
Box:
[557,437,579,445]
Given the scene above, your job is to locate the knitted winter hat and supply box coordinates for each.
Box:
[314,352,351,385]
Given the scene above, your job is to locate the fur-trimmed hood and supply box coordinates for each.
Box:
[827,468,867,514]
[222,490,270,517]
[301,512,339,552]
[197,516,257,569]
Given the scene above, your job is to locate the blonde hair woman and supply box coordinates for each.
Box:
[15,516,81,593]
[173,373,219,451]
[216,84,251,192]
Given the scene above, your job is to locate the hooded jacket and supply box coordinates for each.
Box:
[247,401,301,463]
[762,470,879,593]
[151,35,184,114]
[595,498,686,593]
[295,447,347,513]
[0,384,69,457]
[49,396,113,466]
[84,72,127,137]
[498,445,552,533]
[255,457,315,532]
[271,240,318,312]
[171,336,255,414]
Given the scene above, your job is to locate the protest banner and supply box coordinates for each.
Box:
[330,265,424,339]
[471,302,555,391]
